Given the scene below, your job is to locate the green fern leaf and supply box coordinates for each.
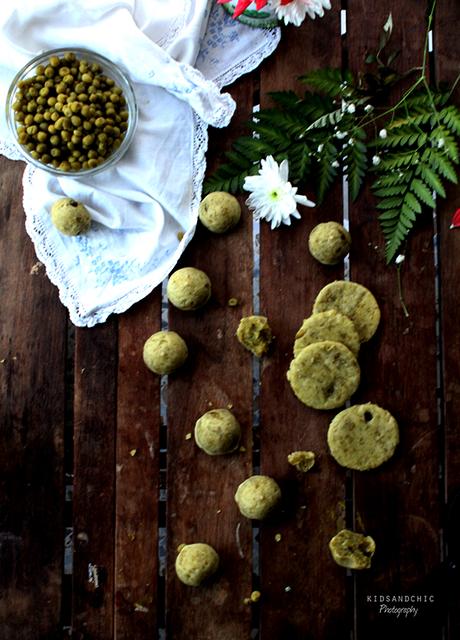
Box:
[317,142,339,203]
[300,68,353,97]
[411,178,436,207]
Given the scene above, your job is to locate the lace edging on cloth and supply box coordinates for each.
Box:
[3,22,281,326]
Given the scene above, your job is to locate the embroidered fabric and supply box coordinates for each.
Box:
[0,1,280,327]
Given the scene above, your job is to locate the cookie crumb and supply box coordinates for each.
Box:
[30,261,44,275]
[177,231,185,241]
[216,509,222,514]
[129,449,137,457]
[227,403,234,410]
[239,446,246,453]
[284,586,292,593]
[250,590,261,603]
[185,432,192,440]
[243,597,251,605]
[134,603,149,613]
[288,451,316,472]
[275,533,282,543]
[228,297,239,307]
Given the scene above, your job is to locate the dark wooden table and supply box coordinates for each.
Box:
[1,1,460,638]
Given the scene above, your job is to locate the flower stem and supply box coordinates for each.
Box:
[397,263,410,318]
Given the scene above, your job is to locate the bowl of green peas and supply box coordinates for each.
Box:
[6,48,138,176]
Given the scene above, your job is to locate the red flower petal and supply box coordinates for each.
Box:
[255,0,268,9]
[232,0,254,18]
[450,208,460,229]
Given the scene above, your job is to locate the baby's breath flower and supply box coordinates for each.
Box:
[331,160,340,168]
[317,143,324,153]
[395,254,405,265]
[336,131,347,139]
[379,129,388,139]
[372,155,381,166]
[364,104,373,112]
[346,103,356,114]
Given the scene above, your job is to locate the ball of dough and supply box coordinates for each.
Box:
[143,331,188,375]
[51,198,91,236]
[194,408,241,455]
[235,475,281,520]
[175,543,219,586]
[308,222,351,265]
[167,267,211,311]
[199,192,241,233]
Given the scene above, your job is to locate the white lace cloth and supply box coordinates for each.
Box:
[0,0,280,326]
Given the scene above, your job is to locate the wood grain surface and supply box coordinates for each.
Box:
[73,321,118,639]
[347,1,442,637]
[258,8,351,640]
[114,292,162,638]
[165,74,257,640]
[1,3,460,639]
[434,1,460,638]
[0,158,67,640]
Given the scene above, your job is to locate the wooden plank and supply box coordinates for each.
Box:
[258,9,351,640]
[0,158,66,639]
[73,319,118,639]
[114,291,162,638]
[165,74,256,640]
[347,1,442,637]
[434,2,460,637]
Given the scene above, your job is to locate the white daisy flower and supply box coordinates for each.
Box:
[271,0,331,27]
[243,155,315,229]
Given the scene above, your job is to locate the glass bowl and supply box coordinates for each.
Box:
[5,47,138,178]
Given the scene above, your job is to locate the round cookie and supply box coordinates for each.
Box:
[327,402,399,470]
[293,310,360,358]
[51,197,91,236]
[329,529,376,569]
[194,408,241,455]
[308,221,351,265]
[287,341,360,410]
[312,280,380,342]
[167,267,211,311]
[143,330,188,375]
[175,543,219,586]
[199,192,241,233]
[234,475,281,520]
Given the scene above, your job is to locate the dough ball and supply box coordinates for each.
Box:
[167,267,211,311]
[175,543,219,586]
[194,408,241,455]
[143,331,188,375]
[236,315,273,357]
[329,529,376,569]
[235,475,281,520]
[51,197,91,236]
[308,222,351,265]
[199,192,241,233]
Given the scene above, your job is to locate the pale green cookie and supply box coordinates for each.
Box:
[293,310,360,358]
[308,221,351,265]
[236,315,272,357]
[329,529,376,569]
[194,408,241,455]
[287,340,360,410]
[312,280,380,342]
[235,475,281,520]
[327,402,399,470]
[175,543,219,586]
[167,267,211,311]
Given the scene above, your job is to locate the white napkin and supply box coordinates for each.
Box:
[0,0,280,326]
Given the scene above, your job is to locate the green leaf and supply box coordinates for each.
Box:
[411,179,436,207]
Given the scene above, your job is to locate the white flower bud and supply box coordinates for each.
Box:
[372,155,381,166]
[347,103,356,114]
[317,143,324,153]
[379,129,388,139]
[395,254,405,265]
